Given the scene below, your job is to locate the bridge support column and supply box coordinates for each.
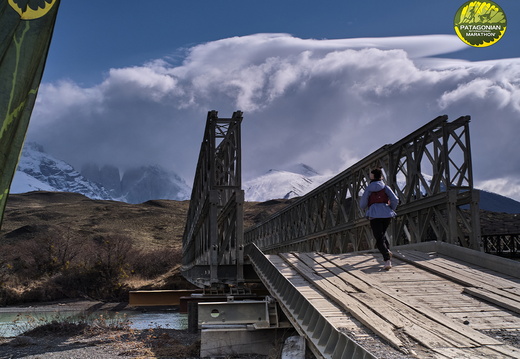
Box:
[201,327,280,357]
[447,190,459,245]
[209,189,219,285]
[470,189,482,251]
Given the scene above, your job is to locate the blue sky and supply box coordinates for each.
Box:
[44,0,520,85]
[25,0,520,201]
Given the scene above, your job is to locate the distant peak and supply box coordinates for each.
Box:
[264,164,319,177]
[24,142,45,153]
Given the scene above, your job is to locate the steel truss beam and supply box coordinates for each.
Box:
[182,111,245,287]
[246,243,376,359]
[482,233,520,258]
[244,115,481,253]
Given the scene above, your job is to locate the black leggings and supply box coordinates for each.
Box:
[370,218,392,261]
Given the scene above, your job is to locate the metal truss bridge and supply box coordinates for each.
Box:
[182,111,520,358]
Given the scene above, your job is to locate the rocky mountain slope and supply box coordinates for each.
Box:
[11,143,191,204]
[10,143,113,200]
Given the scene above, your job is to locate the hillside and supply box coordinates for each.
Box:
[0,191,517,305]
[1,191,517,253]
[1,191,517,256]
[0,192,295,305]
[1,192,190,251]
[0,192,295,247]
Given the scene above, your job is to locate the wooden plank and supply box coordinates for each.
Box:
[443,315,509,328]
[303,261,360,293]
[267,256,331,302]
[392,287,462,294]
[312,253,516,343]
[440,306,502,313]
[384,280,455,286]
[421,254,520,286]
[505,287,520,296]
[275,251,519,357]
[267,256,353,325]
[302,253,372,292]
[486,344,520,358]
[321,253,504,346]
[490,288,520,303]
[395,250,479,287]
[381,294,487,348]
[279,253,405,351]
[447,311,515,319]
[350,292,468,349]
[308,253,485,349]
[433,348,479,359]
[464,287,520,315]
[396,250,520,290]
[468,323,520,330]
[433,346,517,359]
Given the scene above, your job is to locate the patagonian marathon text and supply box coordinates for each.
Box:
[459,24,502,30]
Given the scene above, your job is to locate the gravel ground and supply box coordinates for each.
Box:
[0,328,201,359]
[0,300,284,359]
[0,300,203,358]
[2,300,518,358]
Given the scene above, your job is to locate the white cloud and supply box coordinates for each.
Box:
[27,33,520,201]
[102,67,179,102]
[477,177,520,202]
[439,62,520,111]
[34,80,103,122]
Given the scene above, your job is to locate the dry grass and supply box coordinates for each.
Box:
[0,192,295,305]
[0,192,191,251]
[0,192,295,250]
[114,328,201,358]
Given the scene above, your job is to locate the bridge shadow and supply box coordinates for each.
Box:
[324,251,399,274]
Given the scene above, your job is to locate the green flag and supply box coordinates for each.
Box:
[0,0,60,228]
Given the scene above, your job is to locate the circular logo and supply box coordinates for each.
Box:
[9,0,58,20]
[454,1,507,47]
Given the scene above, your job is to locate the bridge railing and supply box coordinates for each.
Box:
[482,233,520,258]
[244,115,481,254]
[182,111,245,288]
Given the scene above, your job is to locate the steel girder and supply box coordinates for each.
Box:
[244,115,481,254]
[182,111,245,288]
[246,243,377,359]
[482,233,520,258]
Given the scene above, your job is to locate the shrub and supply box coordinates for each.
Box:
[129,247,182,279]
[4,229,84,279]
[0,231,184,303]
[52,234,136,300]
[12,311,131,337]
[90,234,135,283]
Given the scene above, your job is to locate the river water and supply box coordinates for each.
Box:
[0,307,188,337]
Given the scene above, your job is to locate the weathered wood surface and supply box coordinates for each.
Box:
[271,249,520,358]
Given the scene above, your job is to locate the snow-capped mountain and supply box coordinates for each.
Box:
[244,164,331,202]
[10,143,191,204]
[80,164,191,204]
[10,143,113,200]
[120,165,191,204]
[9,145,520,213]
[81,163,122,198]
[243,164,520,214]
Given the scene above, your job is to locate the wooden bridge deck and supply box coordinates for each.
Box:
[264,246,520,358]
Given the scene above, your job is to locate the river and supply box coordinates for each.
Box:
[0,300,188,337]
